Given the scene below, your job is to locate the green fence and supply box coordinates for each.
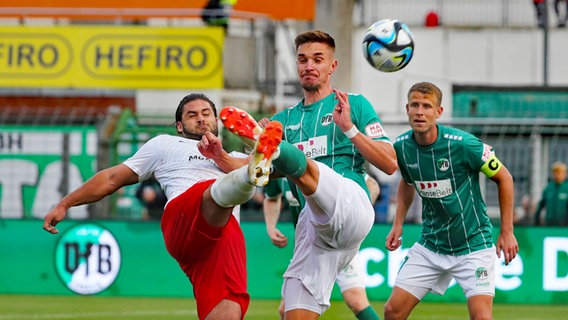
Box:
[452,86,568,119]
[1,219,566,304]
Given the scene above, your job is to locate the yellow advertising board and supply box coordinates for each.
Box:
[0,26,224,89]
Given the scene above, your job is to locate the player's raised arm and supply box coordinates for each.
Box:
[43,164,138,234]
[333,89,397,175]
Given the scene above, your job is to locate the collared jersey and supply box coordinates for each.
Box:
[271,92,390,204]
[394,124,496,255]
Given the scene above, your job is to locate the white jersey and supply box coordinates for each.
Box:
[123,134,245,211]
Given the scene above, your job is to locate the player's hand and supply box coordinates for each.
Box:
[267,227,288,248]
[197,131,225,159]
[496,230,518,265]
[385,226,403,251]
[332,89,354,132]
[43,205,67,234]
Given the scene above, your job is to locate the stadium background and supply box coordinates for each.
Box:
[1,0,567,309]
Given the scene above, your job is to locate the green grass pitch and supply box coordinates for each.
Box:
[0,295,566,319]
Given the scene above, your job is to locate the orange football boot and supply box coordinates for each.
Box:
[248,121,283,186]
[220,106,263,149]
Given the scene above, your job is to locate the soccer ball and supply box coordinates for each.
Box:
[362,19,415,72]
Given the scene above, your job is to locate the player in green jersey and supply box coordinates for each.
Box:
[263,176,381,320]
[533,161,568,226]
[221,30,397,320]
[272,30,396,320]
[383,82,519,320]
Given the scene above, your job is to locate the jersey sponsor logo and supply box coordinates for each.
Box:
[437,158,450,171]
[294,136,327,158]
[414,179,453,198]
[320,113,333,126]
[188,154,211,162]
[365,122,387,138]
[481,143,494,162]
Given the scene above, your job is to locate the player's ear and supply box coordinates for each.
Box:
[330,59,338,74]
[175,121,183,134]
[436,106,444,118]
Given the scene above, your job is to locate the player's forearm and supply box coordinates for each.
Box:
[498,196,515,233]
[210,151,248,173]
[263,198,282,231]
[496,170,516,233]
[392,206,409,228]
[393,180,414,227]
[57,171,120,209]
[351,137,397,175]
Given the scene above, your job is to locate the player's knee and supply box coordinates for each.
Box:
[383,301,406,320]
[278,299,285,319]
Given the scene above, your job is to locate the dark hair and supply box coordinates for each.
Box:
[294,30,336,51]
[175,93,217,123]
[407,82,443,106]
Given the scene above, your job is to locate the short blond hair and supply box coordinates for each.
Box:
[407,82,443,106]
[552,161,567,172]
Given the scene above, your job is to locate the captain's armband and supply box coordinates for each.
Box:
[480,154,503,178]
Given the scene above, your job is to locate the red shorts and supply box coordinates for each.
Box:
[161,179,249,319]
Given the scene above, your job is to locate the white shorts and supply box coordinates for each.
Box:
[336,252,365,292]
[395,243,496,300]
[282,162,374,313]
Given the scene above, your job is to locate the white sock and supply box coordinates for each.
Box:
[211,166,255,208]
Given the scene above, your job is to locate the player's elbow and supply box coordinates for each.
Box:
[382,159,398,175]
[386,165,398,175]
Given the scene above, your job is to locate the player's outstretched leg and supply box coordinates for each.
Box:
[248,121,282,186]
[209,121,282,211]
[220,106,308,183]
[220,106,262,149]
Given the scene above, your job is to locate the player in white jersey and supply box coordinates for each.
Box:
[221,30,397,320]
[384,82,518,320]
[43,93,283,320]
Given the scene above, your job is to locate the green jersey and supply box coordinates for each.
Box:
[534,181,568,226]
[272,92,390,205]
[394,124,496,255]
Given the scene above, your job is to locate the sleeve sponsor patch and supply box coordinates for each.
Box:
[365,122,387,138]
[481,143,494,162]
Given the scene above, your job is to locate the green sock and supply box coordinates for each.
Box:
[355,305,380,320]
[272,140,307,179]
